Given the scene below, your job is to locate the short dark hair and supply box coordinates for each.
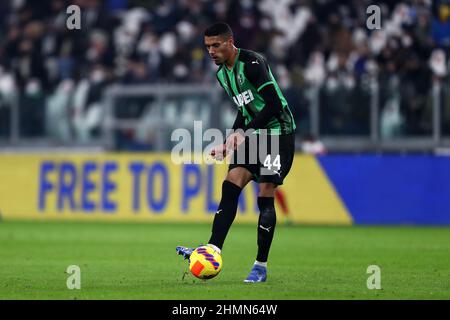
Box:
[204,22,233,38]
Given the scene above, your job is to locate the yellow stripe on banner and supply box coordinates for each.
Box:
[279,155,353,225]
[0,153,352,225]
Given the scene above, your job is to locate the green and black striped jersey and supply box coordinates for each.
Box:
[216,48,296,135]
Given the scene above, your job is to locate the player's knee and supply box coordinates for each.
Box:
[226,168,252,188]
[258,183,277,197]
[225,175,245,188]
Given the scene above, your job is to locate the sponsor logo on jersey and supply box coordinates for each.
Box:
[232,89,254,107]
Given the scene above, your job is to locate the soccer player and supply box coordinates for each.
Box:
[176,22,296,282]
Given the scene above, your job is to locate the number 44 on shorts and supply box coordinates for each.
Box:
[263,155,281,175]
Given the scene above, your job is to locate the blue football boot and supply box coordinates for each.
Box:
[176,246,194,261]
[243,264,267,283]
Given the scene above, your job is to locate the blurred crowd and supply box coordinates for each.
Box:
[0,0,450,146]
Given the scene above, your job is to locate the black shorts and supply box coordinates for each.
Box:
[228,133,295,185]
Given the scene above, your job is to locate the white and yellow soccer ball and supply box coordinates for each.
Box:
[189,246,222,280]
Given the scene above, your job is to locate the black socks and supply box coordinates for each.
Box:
[256,197,276,262]
[208,182,277,263]
[208,180,242,249]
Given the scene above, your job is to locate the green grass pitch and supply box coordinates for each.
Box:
[0,221,449,299]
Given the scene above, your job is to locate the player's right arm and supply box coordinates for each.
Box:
[211,69,247,160]
[211,110,246,160]
[231,109,245,130]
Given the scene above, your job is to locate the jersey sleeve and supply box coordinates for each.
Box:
[242,83,283,132]
[223,108,246,144]
[244,55,274,92]
[232,109,246,130]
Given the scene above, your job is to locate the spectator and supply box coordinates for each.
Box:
[0,0,443,142]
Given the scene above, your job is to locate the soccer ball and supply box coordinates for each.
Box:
[189,246,222,280]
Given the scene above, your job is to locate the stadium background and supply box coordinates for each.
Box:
[0,0,450,300]
[1,0,450,225]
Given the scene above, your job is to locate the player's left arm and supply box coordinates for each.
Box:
[242,85,283,131]
[242,56,284,132]
[224,57,283,151]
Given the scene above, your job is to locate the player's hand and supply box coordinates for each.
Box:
[210,144,227,161]
[225,132,245,151]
